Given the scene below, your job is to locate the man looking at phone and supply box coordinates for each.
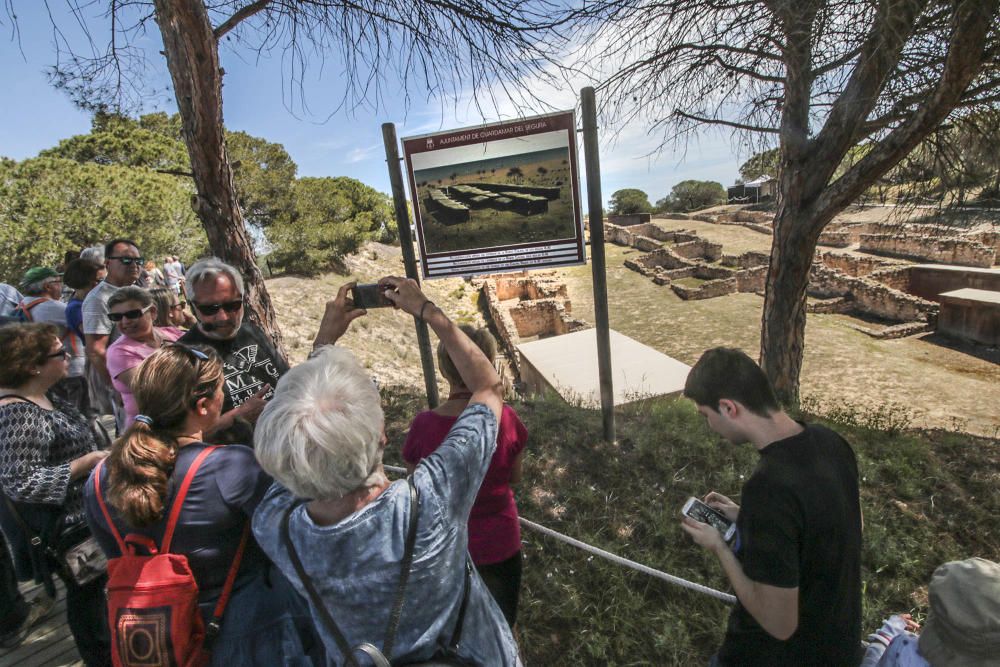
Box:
[178,257,290,441]
[681,347,862,667]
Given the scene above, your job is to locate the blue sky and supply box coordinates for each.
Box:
[0,4,742,207]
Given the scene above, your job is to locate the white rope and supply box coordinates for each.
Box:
[383,464,737,605]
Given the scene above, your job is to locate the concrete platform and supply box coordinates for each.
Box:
[938,288,1000,346]
[516,328,691,407]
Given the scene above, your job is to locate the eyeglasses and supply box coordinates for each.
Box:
[191,300,243,316]
[47,348,69,360]
[108,256,145,266]
[108,304,154,322]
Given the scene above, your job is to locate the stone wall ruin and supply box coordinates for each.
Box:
[475,272,588,376]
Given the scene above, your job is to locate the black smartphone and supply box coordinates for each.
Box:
[682,496,736,541]
[351,283,393,309]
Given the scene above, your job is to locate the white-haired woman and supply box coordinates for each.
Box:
[252,277,520,666]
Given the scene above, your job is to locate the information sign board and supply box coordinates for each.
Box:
[402,111,585,278]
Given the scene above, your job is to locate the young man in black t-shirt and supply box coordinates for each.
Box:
[681,347,862,667]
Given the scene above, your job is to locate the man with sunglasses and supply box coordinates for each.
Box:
[179,258,290,443]
[81,238,144,421]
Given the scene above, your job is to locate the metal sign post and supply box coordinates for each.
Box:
[580,87,616,443]
[382,122,440,408]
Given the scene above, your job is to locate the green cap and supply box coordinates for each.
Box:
[20,267,62,291]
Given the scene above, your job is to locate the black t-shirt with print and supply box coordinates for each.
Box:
[179,321,289,416]
[717,423,862,667]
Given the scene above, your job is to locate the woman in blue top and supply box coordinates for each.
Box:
[83,344,318,666]
[252,277,520,666]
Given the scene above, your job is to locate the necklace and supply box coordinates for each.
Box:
[448,391,473,401]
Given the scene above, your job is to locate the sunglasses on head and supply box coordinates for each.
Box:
[192,300,243,316]
[108,304,154,322]
[108,256,145,266]
[167,342,211,364]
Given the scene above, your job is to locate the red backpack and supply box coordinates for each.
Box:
[93,447,249,667]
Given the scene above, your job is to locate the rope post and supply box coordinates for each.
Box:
[382,123,440,408]
[580,87,616,443]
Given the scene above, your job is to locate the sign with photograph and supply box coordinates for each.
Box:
[402,111,585,279]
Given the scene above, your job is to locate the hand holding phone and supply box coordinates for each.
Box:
[351,283,394,309]
[682,496,736,542]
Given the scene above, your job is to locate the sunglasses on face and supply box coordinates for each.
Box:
[169,302,185,311]
[108,256,145,266]
[47,347,69,360]
[108,304,154,322]
[192,300,243,316]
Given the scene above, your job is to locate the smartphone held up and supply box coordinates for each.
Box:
[682,497,736,542]
[351,283,394,310]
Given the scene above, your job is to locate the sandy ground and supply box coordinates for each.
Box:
[266,220,1000,437]
[268,243,484,397]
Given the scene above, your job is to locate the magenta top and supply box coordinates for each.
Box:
[106,326,184,425]
[402,404,527,565]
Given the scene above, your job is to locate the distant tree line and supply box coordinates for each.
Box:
[609,180,726,216]
[0,112,395,283]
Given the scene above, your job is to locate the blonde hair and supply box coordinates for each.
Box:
[106,345,223,527]
[437,324,497,386]
[254,345,385,501]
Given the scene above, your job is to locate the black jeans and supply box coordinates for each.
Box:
[476,550,522,628]
[0,530,27,635]
[62,572,111,667]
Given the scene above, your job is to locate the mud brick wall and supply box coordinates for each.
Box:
[819,251,896,277]
[735,266,768,293]
[606,213,652,226]
[509,299,572,338]
[694,265,735,280]
[868,266,912,292]
[492,275,569,302]
[859,234,995,268]
[671,278,737,300]
[626,248,695,271]
[720,251,770,269]
[809,265,937,322]
[481,281,521,364]
[964,231,1000,253]
[673,240,723,261]
[867,222,960,237]
[818,230,851,247]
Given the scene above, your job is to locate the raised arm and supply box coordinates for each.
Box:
[381,276,502,422]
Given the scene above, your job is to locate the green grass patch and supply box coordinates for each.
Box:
[380,386,1000,665]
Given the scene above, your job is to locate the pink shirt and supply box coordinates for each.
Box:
[106,327,183,425]
[403,404,527,565]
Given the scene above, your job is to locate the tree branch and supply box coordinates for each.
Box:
[814,0,1000,222]
[214,0,271,40]
[674,109,780,134]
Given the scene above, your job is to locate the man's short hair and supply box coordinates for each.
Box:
[183,257,245,299]
[683,347,780,417]
[254,345,385,501]
[104,238,140,258]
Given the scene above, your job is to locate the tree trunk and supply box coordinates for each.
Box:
[152,0,286,359]
[760,204,819,406]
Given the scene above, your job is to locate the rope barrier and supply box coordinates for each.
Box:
[384,464,737,605]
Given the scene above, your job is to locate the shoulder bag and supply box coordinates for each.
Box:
[282,477,473,667]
